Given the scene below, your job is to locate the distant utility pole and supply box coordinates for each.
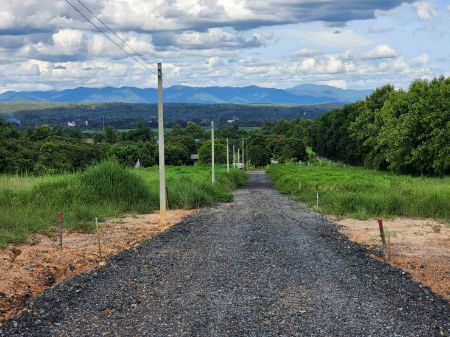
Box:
[211,121,215,184]
[233,145,236,168]
[157,63,167,225]
[238,148,240,165]
[226,138,230,173]
[241,139,245,170]
[246,138,249,169]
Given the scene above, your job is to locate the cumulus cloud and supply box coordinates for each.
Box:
[412,53,430,64]
[320,80,348,89]
[362,44,399,59]
[293,48,322,58]
[152,28,268,50]
[0,0,439,92]
[0,0,413,35]
[412,2,438,21]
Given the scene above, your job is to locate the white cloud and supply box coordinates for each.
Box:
[363,44,399,59]
[412,53,430,64]
[297,56,347,74]
[153,28,268,50]
[320,80,348,89]
[293,48,322,58]
[412,2,437,21]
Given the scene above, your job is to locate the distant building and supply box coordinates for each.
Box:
[67,121,76,127]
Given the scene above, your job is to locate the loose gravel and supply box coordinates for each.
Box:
[1,172,449,337]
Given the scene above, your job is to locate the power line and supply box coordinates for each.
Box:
[64,0,156,74]
[75,0,160,73]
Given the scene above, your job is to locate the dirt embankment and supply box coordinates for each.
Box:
[0,210,192,322]
[334,217,450,300]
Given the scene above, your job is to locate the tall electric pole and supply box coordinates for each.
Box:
[211,121,215,184]
[241,139,245,170]
[157,63,167,225]
[226,138,230,173]
[246,138,249,169]
[233,145,235,168]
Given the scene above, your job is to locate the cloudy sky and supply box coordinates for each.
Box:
[0,0,449,92]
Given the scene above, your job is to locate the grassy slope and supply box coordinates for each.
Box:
[0,162,247,248]
[0,102,75,114]
[268,163,450,222]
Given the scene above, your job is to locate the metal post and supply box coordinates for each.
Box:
[211,121,215,184]
[316,185,319,208]
[157,63,167,225]
[95,217,102,260]
[226,138,230,173]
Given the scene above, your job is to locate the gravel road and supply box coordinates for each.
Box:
[2,172,449,337]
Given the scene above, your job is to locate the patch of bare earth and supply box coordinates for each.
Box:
[332,217,450,301]
[0,210,192,322]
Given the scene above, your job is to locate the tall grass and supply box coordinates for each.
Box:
[0,162,247,248]
[268,163,450,222]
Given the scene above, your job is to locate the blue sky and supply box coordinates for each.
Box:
[0,0,448,92]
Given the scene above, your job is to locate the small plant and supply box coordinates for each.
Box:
[431,224,441,233]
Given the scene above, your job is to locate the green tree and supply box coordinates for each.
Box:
[198,140,227,164]
[164,143,190,165]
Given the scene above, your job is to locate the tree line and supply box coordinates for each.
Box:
[0,118,310,175]
[4,102,339,129]
[311,77,449,176]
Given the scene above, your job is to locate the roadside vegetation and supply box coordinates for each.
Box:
[311,77,449,176]
[268,162,450,222]
[0,161,246,248]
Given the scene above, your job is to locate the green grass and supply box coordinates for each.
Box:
[0,162,247,248]
[0,102,79,114]
[268,163,450,222]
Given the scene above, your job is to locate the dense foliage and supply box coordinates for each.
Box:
[0,116,311,174]
[312,77,450,175]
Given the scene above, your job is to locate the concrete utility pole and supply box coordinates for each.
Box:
[241,139,245,170]
[246,138,249,169]
[226,138,230,172]
[211,121,215,184]
[238,148,240,165]
[233,145,236,168]
[157,63,167,225]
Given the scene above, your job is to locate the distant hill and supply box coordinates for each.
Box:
[286,84,372,102]
[0,84,371,105]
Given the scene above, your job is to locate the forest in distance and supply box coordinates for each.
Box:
[0,102,341,129]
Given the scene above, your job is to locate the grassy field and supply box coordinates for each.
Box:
[0,162,247,248]
[268,163,450,222]
[0,102,75,114]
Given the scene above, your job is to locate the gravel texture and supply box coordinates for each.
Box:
[2,172,449,337]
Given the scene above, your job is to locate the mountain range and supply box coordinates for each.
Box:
[0,84,372,105]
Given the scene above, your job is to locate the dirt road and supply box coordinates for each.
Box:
[2,172,449,336]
